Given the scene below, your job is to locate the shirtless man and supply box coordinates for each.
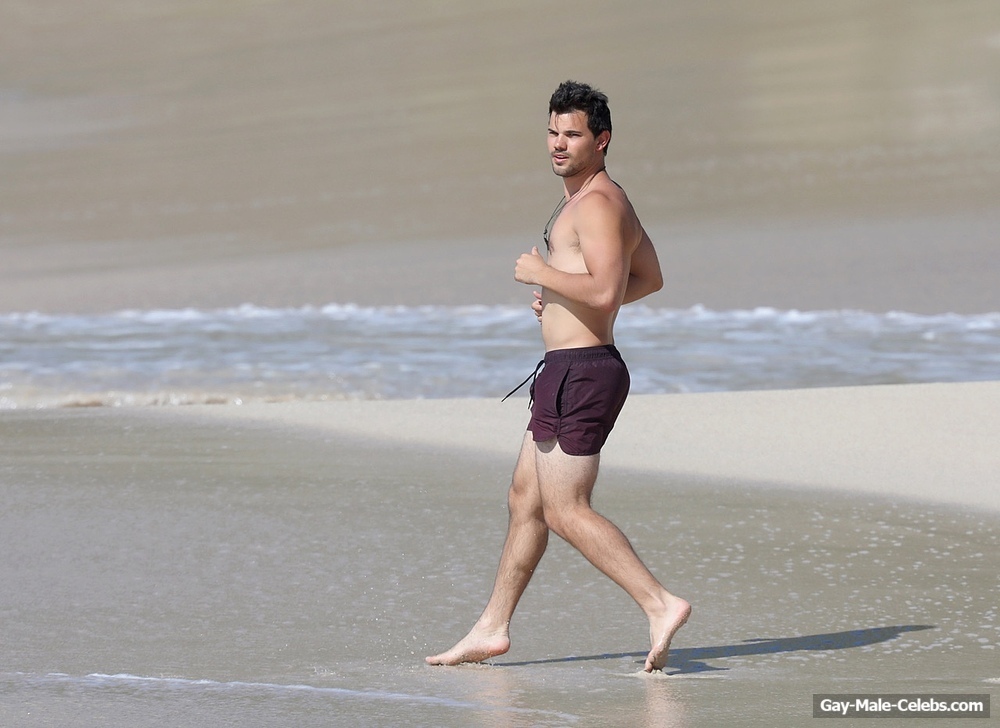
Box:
[426,81,690,672]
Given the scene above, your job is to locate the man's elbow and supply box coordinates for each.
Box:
[591,289,622,313]
[635,271,664,300]
[593,298,619,314]
[648,271,664,294]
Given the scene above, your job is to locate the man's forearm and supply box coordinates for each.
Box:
[535,265,622,313]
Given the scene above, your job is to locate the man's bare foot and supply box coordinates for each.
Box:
[644,597,692,672]
[425,628,511,666]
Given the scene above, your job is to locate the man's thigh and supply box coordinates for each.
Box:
[534,438,601,509]
[508,432,543,505]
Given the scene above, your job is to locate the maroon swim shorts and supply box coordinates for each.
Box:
[527,345,630,456]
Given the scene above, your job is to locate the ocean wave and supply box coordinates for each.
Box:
[2,304,997,408]
[7,303,1000,331]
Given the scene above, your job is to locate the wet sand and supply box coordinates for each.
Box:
[1,398,998,726]
[2,1,999,725]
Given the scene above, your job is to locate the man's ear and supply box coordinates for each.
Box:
[596,130,611,152]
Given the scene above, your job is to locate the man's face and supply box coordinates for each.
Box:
[547,111,607,178]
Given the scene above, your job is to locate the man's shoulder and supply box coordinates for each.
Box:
[569,182,634,235]
[565,179,643,254]
[574,183,628,219]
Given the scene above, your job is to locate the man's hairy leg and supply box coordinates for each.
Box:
[535,440,691,672]
[426,433,548,666]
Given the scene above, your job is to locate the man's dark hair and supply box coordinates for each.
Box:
[548,80,612,154]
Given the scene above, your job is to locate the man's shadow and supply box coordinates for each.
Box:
[498,625,935,673]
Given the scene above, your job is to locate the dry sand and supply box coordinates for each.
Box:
[181,381,1000,513]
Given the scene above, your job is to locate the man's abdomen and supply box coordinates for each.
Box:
[540,299,615,351]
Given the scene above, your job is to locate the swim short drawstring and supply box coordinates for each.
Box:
[501,359,545,405]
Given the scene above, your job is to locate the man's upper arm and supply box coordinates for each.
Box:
[627,229,663,300]
[576,194,630,310]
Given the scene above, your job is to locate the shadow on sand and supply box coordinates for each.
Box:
[498,625,935,673]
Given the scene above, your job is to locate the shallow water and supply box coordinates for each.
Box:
[2,304,998,408]
[2,409,996,726]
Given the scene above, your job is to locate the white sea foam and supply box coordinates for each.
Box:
[1,304,997,408]
[8,672,580,722]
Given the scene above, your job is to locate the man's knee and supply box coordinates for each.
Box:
[508,470,541,517]
[541,509,566,537]
[541,503,586,541]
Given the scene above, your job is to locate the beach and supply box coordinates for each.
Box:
[2,396,999,726]
[2,1,999,725]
